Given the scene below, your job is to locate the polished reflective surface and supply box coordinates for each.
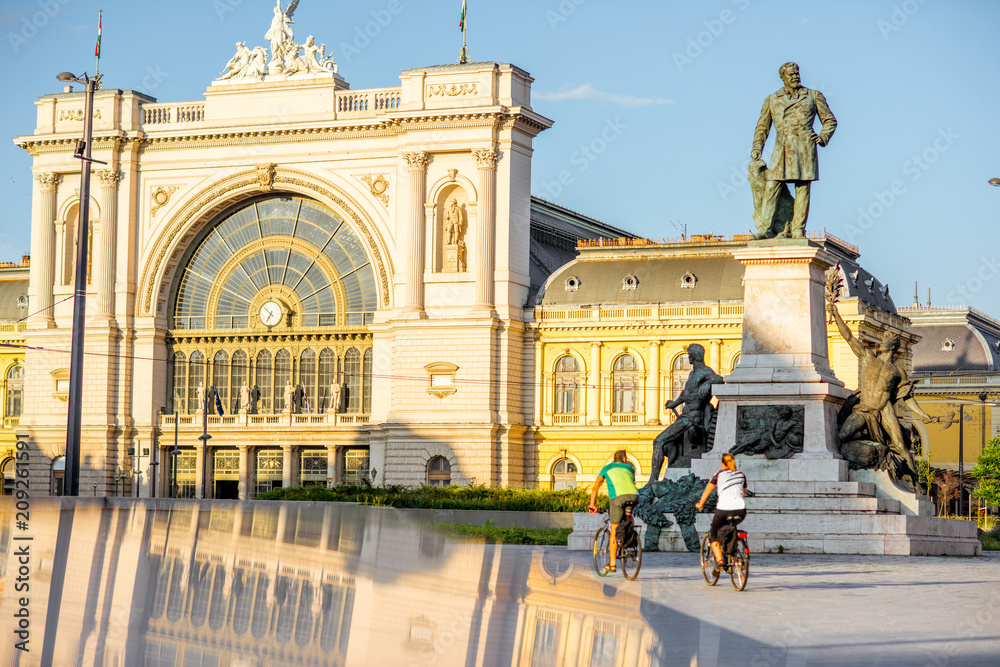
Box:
[2,499,998,666]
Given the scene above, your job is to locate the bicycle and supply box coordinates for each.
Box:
[592,504,642,580]
[700,522,750,591]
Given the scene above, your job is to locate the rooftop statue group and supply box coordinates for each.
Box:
[218,0,336,83]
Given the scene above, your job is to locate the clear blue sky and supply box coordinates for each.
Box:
[3,0,999,314]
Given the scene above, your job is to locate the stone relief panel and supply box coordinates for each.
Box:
[731,405,805,459]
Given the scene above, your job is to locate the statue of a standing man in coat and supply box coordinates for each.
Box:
[750,62,836,239]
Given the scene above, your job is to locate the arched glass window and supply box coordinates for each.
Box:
[5,364,24,419]
[212,351,229,413]
[612,354,639,414]
[52,456,65,496]
[275,349,292,411]
[231,350,248,412]
[427,456,452,487]
[170,352,186,414]
[363,348,373,414]
[256,350,273,413]
[300,348,317,412]
[730,351,742,372]
[344,348,361,413]
[231,570,254,636]
[295,581,315,648]
[553,356,580,414]
[672,352,693,403]
[552,458,577,490]
[172,197,378,330]
[188,351,205,415]
[319,348,336,411]
[1,457,15,495]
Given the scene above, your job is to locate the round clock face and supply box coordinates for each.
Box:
[258,301,282,327]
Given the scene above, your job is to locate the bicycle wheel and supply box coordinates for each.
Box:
[700,534,719,586]
[622,536,642,581]
[730,538,750,591]
[592,527,612,577]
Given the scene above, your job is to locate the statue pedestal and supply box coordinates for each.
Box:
[443,243,465,273]
[693,240,849,483]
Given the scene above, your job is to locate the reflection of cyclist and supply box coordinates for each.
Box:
[589,450,638,573]
[696,452,747,575]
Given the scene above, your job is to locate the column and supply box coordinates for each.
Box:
[532,336,543,424]
[282,445,293,488]
[472,148,498,310]
[95,169,121,318]
[709,339,722,374]
[564,614,585,666]
[646,341,661,425]
[238,445,249,500]
[195,443,205,499]
[400,151,429,316]
[326,445,337,488]
[587,342,601,425]
[32,173,59,325]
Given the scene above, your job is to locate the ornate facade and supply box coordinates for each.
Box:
[0,257,29,495]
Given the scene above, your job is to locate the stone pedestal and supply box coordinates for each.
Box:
[443,242,466,273]
[693,240,849,482]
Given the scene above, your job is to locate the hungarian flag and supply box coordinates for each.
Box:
[95,12,102,58]
[459,0,466,31]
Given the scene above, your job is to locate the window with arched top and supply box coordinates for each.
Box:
[188,351,205,414]
[612,354,639,414]
[170,352,187,414]
[231,350,248,412]
[554,356,581,415]
[344,348,361,413]
[5,364,24,419]
[552,458,578,490]
[363,349,373,414]
[256,350,273,413]
[300,348,317,411]
[319,348,337,411]
[212,350,229,413]
[275,349,292,411]
[427,456,452,487]
[730,352,741,372]
[671,352,693,403]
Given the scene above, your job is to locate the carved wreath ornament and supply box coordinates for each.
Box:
[427,83,478,97]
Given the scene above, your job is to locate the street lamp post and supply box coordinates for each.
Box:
[57,70,104,496]
[199,386,213,498]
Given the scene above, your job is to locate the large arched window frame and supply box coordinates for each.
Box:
[553,355,581,415]
[5,364,24,420]
[611,354,640,415]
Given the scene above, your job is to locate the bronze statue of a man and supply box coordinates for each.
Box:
[751,62,836,239]
[828,300,934,490]
[650,344,724,482]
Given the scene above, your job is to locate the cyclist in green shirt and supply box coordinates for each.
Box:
[589,449,639,572]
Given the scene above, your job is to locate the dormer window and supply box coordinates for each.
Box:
[621,275,639,291]
[941,338,955,352]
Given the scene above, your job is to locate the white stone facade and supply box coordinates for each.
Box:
[15,60,552,496]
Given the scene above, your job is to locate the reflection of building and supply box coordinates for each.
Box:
[0,500,684,665]
[0,256,28,495]
[530,234,913,488]
[901,304,1000,474]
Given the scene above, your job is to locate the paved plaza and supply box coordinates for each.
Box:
[558,548,1000,666]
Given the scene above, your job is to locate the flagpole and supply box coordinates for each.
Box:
[95,9,102,89]
[458,0,469,64]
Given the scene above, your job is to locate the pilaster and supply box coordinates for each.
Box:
[95,169,121,319]
[400,151,429,318]
[31,172,59,327]
[472,147,498,312]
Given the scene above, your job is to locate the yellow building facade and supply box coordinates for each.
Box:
[528,235,914,489]
[0,256,28,495]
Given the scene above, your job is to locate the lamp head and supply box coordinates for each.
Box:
[989,178,1000,187]
[57,72,78,83]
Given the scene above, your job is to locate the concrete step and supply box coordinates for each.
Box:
[749,480,877,497]
[747,495,900,514]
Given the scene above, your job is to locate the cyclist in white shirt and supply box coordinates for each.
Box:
[696,452,748,574]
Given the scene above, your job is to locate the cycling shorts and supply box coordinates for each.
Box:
[609,494,638,525]
[709,508,746,543]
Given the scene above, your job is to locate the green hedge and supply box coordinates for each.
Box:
[430,521,572,545]
[257,484,608,512]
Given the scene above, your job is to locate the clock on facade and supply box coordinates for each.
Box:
[258,301,283,327]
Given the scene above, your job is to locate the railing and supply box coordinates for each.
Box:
[142,103,206,126]
[160,412,371,428]
[3,417,19,429]
[0,323,27,333]
[576,230,858,255]
[553,414,583,425]
[610,413,643,425]
[535,303,743,322]
[335,88,401,118]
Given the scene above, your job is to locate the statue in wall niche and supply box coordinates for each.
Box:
[826,280,940,492]
[730,405,805,459]
[750,62,837,239]
[283,381,294,413]
[650,344,724,481]
[444,198,465,245]
[196,383,206,411]
[633,474,717,552]
[239,384,251,413]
